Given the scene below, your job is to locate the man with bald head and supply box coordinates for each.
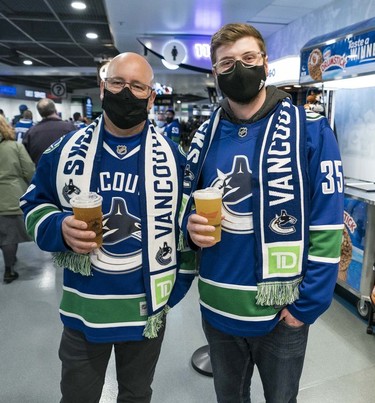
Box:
[21,52,193,402]
[22,98,75,164]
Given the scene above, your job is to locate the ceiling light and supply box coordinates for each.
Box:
[71,2,86,10]
[161,59,179,70]
[86,32,98,39]
[23,60,33,65]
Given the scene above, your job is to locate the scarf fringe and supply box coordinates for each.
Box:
[256,278,302,306]
[177,230,185,252]
[52,251,92,276]
[143,306,170,339]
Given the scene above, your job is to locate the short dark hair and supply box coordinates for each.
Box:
[23,110,33,119]
[210,23,267,65]
[73,112,81,121]
[166,109,175,116]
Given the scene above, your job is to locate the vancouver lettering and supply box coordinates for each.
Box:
[266,103,295,207]
[152,136,174,239]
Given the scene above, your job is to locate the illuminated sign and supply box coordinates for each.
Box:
[25,90,46,98]
[0,85,16,96]
[85,97,92,119]
[194,43,210,59]
[138,36,212,72]
[300,17,375,83]
[162,40,187,65]
[266,56,300,86]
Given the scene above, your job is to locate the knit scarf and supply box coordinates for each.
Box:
[179,99,309,306]
[52,116,181,338]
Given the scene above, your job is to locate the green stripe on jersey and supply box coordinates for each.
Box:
[60,289,147,324]
[309,228,343,259]
[199,279,278,318]
[26,205,60,238]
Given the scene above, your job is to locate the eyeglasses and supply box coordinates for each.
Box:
[213,51,265,75]
[104,77,153,97]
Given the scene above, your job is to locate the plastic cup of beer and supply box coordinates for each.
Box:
[70,192,103,247]
[193,187,222,242]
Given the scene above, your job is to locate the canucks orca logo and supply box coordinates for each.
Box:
[211,155,253,234]
[269,209,297,235]
[155,242,172,265]
[62,179,81,203]
[102,197,141,245]
[184,164,195,187]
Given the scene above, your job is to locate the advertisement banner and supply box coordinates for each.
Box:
[300,18,375,84]
[340,198,367,292]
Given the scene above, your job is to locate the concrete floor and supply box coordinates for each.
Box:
[0,241,374,402]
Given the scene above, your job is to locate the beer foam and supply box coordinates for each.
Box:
[70,192,102,208]
[193,188,222,200]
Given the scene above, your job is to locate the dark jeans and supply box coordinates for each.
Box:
[203,319,309,403]
[59,325,165,403]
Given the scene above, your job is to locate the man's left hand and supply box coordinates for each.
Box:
[279,308,304,327]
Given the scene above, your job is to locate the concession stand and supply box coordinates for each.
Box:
[300,18,375,332]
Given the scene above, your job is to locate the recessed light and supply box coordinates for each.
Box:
[71,2,86,10]
[23,60,33,65]
[86,32,98,39]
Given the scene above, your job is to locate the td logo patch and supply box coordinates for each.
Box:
[154,273,175,307]
[267,245,301,276]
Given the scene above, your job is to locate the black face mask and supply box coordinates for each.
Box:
[165,117,173,124]
[217,62,266,104]
[102,87,149,129]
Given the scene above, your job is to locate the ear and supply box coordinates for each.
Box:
[264,55,269,77]
[99,80,105,101]
[147,90,157,111]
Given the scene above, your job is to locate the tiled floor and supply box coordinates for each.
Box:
[0,241,374,403]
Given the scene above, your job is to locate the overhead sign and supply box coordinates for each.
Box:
[267,56,300,86]
[162,41,187,65]
[138,36,212,73]
[51,82,67,98]
[300,17,375,84]
[0,85,16,96]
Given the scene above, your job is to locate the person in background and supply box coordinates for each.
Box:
[164,109,180,144]
[20,52,194,402]
[15,110,34,143]
[72,111,87,129]
[304,93,325,115]
[180,23,344,402]
[0,114,35,283]
[12,104,29,127]
[154,111,166,134]
[22,98,75,165]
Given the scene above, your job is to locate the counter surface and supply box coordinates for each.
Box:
[344,183,375,205]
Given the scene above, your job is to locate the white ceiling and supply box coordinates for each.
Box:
[104,0,336,98]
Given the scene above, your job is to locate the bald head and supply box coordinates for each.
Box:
[37,98,57,118]
[106,52,154,86]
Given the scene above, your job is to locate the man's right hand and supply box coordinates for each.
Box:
[62,215,98,254]
[187,213,217,248]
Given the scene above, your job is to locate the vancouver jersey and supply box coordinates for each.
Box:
[195,110,344,337]
[20,121,189,343]
[164,119,180,143]
[15,119,33,143]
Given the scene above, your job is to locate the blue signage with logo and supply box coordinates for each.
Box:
[138,36,212,73]
[300,17,375,84]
